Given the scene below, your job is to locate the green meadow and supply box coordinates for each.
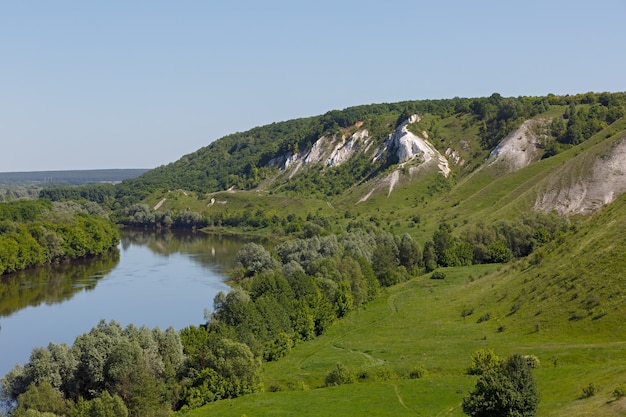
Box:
[186,245,626,416]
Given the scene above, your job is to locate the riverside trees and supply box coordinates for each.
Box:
[0,200,120,274]
[2,229,422,414]
[1,321,184,417]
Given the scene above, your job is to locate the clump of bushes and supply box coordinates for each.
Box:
[357,367,398,382]
[408,366,428,379]
[325,364,356,386]
[613,384,626,399]
[581,382,601,398]
[431,271,446,280]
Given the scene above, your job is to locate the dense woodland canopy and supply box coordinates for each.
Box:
[0,200,119,275]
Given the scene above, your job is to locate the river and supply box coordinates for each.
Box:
[0,229,256,379]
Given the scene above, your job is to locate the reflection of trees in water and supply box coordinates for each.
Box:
[0,249,120,317]
[120,228,271,270]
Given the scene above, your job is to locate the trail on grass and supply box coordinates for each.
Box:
[296,293,399,370]
[393,384,409,409]
[393,384,423,415]
[331,343,385,367]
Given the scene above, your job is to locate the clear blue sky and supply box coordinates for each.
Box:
[2,0,625,172]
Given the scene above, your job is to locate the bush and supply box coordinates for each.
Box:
[467,348,501,375]
[476,312,491,323]
[324,364,356,386]
[431,271,446,280]
[461,307,474,318]
[463,354,539,417]
[357,367,398,382]
[522,355,540,369]
[581,382,600,398]
[409,366,428,379]
[613,384,626,399]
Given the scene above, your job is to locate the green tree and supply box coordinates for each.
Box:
[433,223,458,267]
[463,354,539,417]
[13,382,68,417]
[397,233,421,273]
[334,280,354,318]
[234,243,278,276]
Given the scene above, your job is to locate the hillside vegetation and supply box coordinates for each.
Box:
[4,91,626,416]
[190,192,626,417]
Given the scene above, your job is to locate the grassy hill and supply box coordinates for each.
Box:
[185,193,626,417]
[22,92,626,416]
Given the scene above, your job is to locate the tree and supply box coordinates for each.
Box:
[372,236,400,287]
[234,243,278,276]
[432,223,458,267]
[334,280,354,318]
[13,382,68,417]
[463,354,539,417]
[397,233,421,273]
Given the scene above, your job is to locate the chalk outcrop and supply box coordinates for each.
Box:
[268,129,371,172]
[375,114,450,177]
[488,120,544,172]
[534,137,626,215]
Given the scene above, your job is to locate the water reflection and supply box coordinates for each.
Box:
[0,230,253,379]
[120,228,269,270]
[0,249,120,317]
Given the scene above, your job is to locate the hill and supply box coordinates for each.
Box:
[188,192,626,417]
[13,92,626,416]
[103,92,626,245]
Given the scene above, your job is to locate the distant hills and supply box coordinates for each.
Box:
[0,169,148,185]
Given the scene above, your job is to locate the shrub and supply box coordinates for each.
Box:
[476,312,491,323]
[431,271,446,280]
[324,364,356,387]
[581,382,600,398]
[461,307,474,318]
[463,354,539,417]
[522,355,541,369]
[467,348,501,375]
[613,384,626,399]
[409,366,428,379]
[357,367,399,382]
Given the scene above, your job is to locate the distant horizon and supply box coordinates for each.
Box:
[0,168,151,174]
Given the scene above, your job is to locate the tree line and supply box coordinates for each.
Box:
[0,200,120,275]
[423,212,570,270]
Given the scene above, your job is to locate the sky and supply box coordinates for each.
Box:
[1,0,625,172]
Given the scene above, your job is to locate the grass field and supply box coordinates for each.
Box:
[184,242,626,416]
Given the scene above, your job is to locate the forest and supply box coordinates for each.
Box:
[0,200,120,275]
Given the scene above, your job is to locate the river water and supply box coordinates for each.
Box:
[0,229,255,379]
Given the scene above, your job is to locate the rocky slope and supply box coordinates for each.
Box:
[487,119,545,172]
[534,135,626,214]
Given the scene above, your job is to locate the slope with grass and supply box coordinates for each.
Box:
[185,193,626,417]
